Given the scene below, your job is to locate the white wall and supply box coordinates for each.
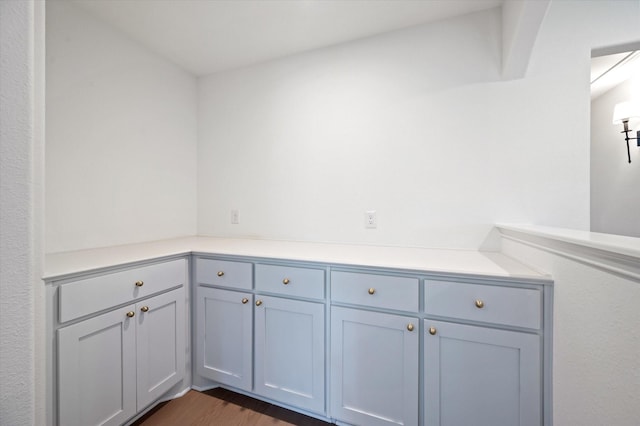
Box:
[0,1,45,424]
[501,232,640,426]
[591,76,640,237]
[198,8,505,249]
[45,2,198,253]
[44,0,640,253]
[197,2,638,250]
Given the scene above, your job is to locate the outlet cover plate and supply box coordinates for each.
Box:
[365,210,377,229]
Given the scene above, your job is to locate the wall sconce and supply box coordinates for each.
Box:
[612,101,640,163]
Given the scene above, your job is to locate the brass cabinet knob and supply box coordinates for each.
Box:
[475,299,485,309]
[255,300,263,306]
[217,271,224,277]
[407,323,415,332]
[135,281,144,287]
[126,311,135,318]
[241,298,249,304]
[140,306,149,313]
[282,278,290,285]
[368,288,375,295]
[428,327,437,335]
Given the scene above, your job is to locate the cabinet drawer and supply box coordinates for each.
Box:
[59,258,186,323]
[424,280,541,329]
[196,258,252,289]
[255,264,324,300]
[331,271,419,312]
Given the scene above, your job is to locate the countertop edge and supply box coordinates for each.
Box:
[497,224,640,282]
[496,224,640,258]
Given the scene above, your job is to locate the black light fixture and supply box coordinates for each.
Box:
[612,101,640,163]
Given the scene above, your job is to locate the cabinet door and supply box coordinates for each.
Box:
[331,307,419,426]
[136,288,186,409]
[196,286,252,391]
[58,305,137,426]
[254,296,325,414]
[424,320,541,426]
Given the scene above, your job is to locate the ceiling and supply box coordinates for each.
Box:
[590,50,640,100]
[70,0,503,76]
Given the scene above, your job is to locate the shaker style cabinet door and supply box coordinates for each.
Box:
[58,305,137,426]
[424,320,541,426]
[254,295,325,414]
[196,286,253,391]
[331,307,419,426]
[136,288,185,409]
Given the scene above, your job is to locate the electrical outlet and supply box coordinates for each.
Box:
[365,210,377,229]
[231,209,239,224]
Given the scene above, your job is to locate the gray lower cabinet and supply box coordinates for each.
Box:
[330,270,420,426]
[135,288,186,409]
[58,287,185,426]
[196,286,253,391]
[331,306,419,426]
[253,263,326,413]
[424,320,541,426]
[51,252,549,426]
[195,258,326,415]
[196,288,325,413]
[423,278,544,426]
[58,303,137,426]
[195,258,549,426]
[254,295,325,413]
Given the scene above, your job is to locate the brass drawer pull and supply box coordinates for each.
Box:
[217,271,224,277]
[368,288,375,295]
[242,298,249,304]
[282,278,290,285]
[126,311,135,318]
[407,323,414,332]
[475,299,485,309]
[428,327,437,335]
[255,300,263,306]
[140,306,149,313]
[135,281,144,287]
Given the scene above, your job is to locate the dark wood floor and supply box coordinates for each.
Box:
[132,388,333,425]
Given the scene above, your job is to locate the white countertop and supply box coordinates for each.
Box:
[44,236,548,281]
